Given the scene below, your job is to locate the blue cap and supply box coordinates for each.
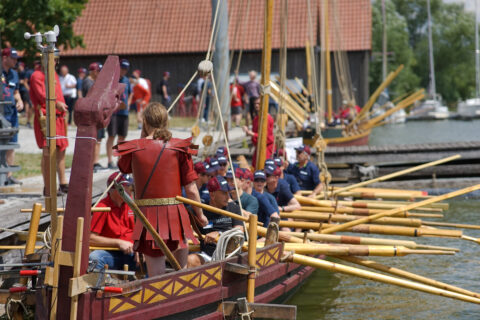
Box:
[274,157,284,167]
[120,59,130,69]
[265,159,275,167]
[225,169,233,179]
[207,175,233,192]
[264,164,278,176]
[253,170,266,181]
[216,146,227,157]
[217,156,227,165]
[207,159,220,173]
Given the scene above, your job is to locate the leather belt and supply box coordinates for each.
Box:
[135,197,181,206]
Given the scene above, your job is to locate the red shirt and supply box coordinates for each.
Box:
[29,70,66,116]
[251,114,275,167]
[230,83,245,107]
[90,195,135,243]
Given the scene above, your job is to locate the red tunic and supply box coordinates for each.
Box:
[114,137,198,257]
[90,194,135,243]
[251,114,275,168]
[29,70,68,151]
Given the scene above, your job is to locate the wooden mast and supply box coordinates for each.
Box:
[45,43,58,236]
[256,0,274,169]
[324,0,333,122]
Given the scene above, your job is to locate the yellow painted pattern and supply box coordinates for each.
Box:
[256,246,281,268]
[110,266,223,314]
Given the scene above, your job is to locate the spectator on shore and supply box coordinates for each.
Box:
[230,80,244,127]
[2,48,24,185]
[106,59,132,169]
[59,65,77,125]
[241,70,261,127]
[29,49,69,194]
[17,62,33,128]
[156,71,171,107]
[131,69,151,129]
[76,67,87,99]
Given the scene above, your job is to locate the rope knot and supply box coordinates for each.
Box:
[198,60,213,76]
[260,84,271,96]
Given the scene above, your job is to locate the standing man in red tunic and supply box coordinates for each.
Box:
[114,102,208,276]
[29,53,69,194]
[242,97,274,168]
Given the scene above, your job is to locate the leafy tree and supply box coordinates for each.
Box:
[370,0,420,99]
[0,0,87,60]
[393,0,476,104]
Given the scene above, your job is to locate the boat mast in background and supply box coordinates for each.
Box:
[427,0,436,101]
[381,0,387,81]
[475,0,479,98]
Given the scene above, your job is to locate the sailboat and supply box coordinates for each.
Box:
[409,0,450,120]
[457,0,480,119]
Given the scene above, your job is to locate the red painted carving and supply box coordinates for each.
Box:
[56,55,125,319]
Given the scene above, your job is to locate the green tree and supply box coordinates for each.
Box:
[394,0,476,104]
[370,0,420,99]
[0,0,87,60]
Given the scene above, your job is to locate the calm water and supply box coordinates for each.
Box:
[288,120,480,319]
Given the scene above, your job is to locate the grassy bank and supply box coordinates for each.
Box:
[14,153,73,179]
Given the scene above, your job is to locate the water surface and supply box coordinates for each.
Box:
[288,120,480,319]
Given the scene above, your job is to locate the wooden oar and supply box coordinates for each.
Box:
[329,155,461,196]
[297,196,443,212]
[284,231,459,252]
[284,211,480,230]
[422,221,480,230]
[20,207,111,213]
[298,206,443,218]
[320,184,480,234]
[337,256,480,299]
[278,221,464,239]
[353,199,449,210]
[176,195,263,226]
[284,254,480,305]
[278,243,453,257]
[281,211,423,227]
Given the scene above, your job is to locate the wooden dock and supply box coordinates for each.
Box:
[325,141,480,183]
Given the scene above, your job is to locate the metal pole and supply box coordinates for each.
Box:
[426,0,436,100]
[381,0,387,81]
[476,0,479,97]
[211,0,230,129]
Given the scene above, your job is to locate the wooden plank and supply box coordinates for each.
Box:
[220,302,296,319]
[69,273,99,297]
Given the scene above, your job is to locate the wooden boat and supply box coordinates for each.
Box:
[323,128,371,147]
[43,243,312,320]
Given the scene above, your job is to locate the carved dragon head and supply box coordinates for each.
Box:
[74,55,126,129]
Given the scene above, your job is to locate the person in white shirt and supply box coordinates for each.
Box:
[59,65,77,125]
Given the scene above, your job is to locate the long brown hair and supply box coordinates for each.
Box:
[142,102,172,141]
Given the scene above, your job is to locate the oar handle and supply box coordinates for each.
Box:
[176,196,263,226]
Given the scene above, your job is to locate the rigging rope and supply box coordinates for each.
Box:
[212,228,245,261]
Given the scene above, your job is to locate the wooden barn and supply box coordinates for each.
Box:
[61,0,371,109]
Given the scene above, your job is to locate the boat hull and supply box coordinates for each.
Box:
[37,243,314,320]
[324,129,371,147]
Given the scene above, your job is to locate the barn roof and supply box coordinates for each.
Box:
[62,0,371,56]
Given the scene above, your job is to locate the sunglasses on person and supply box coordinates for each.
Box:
[254,178,266,183]
[219,163,228,167]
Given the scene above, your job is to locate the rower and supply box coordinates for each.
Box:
[194,161,211,204]
[273,157,301,195]
[225,168,259,217]
[217,155,229,176]
[252,170,281,226]
[286,145,323,198]
[264,164,301,213]
[89,172,137,272]
[187,175,244,267]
